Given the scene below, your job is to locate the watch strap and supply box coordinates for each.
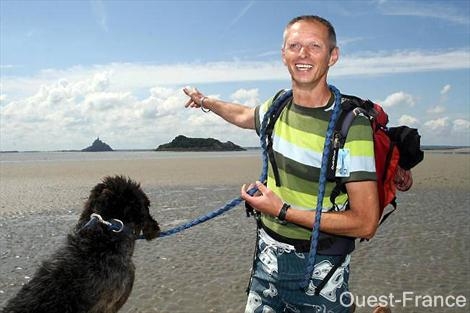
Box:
[277,203,291,221]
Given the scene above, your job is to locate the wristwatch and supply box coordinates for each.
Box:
[277,203,291,221]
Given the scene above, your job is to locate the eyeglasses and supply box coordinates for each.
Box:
[285,41,327,53]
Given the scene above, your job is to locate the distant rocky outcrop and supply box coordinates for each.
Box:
[156,135,246,151]
[82,138,113,152]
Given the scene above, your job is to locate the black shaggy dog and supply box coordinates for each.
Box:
[3,175,160,313]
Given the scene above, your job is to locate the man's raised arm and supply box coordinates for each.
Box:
[183,87,256,130]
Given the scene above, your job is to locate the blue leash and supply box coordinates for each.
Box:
[257,85,343,289]
[143,91,292,239]
[149,90,295,239]
[137,85,343,291]
[301,85,343,289]
[157,195,247,238]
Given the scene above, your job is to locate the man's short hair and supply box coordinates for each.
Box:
[283,15,337,50]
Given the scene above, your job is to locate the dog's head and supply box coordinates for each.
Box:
[80,175,160,240]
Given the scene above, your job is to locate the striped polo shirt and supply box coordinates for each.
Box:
[254,91,377,241]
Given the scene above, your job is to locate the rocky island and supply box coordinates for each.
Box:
[156,135,246,152]
[82,138,113,152]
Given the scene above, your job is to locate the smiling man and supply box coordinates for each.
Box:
[183,15,379,313]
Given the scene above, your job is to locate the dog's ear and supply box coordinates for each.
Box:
[139,193,160,240]
[80,180,117,222]
[80,182,108,221]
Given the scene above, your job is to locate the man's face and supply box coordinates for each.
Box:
[282,20,339,88]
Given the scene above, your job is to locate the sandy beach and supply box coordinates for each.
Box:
[0,151,469,312]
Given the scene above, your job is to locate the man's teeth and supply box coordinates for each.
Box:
[296,64,313,70]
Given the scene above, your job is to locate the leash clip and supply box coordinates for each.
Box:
[90,213,124,233]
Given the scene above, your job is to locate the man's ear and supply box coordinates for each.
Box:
[328,46,339,67]
[281,48,287,66]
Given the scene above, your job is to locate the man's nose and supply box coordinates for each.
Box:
[298,45,308,57]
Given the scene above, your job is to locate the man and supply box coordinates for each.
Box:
[184,15,379,313]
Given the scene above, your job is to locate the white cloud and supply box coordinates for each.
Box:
[420,117,470,145]
[427,105,445,114]
[339,36,366,47]
[440,84,451,95]
[0,61,286,101]
[398,114,419,126]
[336,49,470,77]
[1,48,470,150]
[379,1,469,25]
[83,91,133,112]
[452,119,470,133]
[380,91,415,108]
[228,0,255,29]
[0,64,16,69]
[141,86,180,118]
[230,88,259,107]
[426,84,451,115]
[2,49,469,101]
[0,72,260,151]
[90,0,108,32]
[424,117,449,133]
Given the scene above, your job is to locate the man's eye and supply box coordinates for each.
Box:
[288,43,302,51]
[309,42,322,49]
[287,42,322,52]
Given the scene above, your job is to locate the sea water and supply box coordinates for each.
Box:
[0,150,261,164]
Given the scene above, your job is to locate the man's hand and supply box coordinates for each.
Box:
[241,181,284,218]
[183,87,207,109]
[182,86,256,129]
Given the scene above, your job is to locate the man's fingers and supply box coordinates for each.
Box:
[242,182,264,201]
[255,181,267,194]
[183,86,195,95]
[184,98,193,108]
[183,86,204,108]
[241,184,249,200]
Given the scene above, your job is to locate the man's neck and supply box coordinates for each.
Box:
[292,82,332,108]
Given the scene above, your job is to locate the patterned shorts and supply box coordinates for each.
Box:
[245,229,353,313]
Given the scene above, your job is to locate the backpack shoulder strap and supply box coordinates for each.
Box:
[265,89,292,187]
[265,90,291,137]
[328,94,376,204]
[326,94,364,181]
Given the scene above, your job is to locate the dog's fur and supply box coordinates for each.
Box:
[3,175,160,313]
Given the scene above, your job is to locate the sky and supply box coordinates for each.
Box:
[1,0,469,151]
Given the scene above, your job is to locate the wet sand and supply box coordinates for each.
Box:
[0,152,469,312]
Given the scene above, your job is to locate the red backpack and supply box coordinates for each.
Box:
[266,92,424,225]
[327,94,424,224]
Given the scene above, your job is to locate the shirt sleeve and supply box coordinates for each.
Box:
[340,114,377,184]
[254,98,273,136]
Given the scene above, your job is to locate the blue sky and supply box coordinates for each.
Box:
[1,0,469,151]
